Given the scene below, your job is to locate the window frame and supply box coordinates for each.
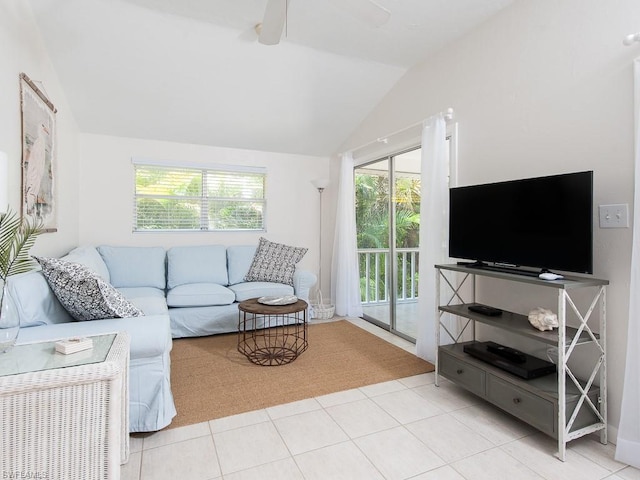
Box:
[132,158,267,233]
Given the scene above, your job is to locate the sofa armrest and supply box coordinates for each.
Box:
[293,270,316,303]
[17,314,171,360]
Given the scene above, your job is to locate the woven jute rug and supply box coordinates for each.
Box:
[167,319,434,430]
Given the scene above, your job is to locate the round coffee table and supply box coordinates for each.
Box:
[237,298,309,366]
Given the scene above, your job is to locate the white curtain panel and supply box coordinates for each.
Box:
[331,152,364,318]
[615,58,640,469]
[416,113,448,362]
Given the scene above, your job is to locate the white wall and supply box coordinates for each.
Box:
[0,1,80,256]
[78,133,329,277]
[338,0,640,436]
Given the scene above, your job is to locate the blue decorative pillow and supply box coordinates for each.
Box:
[244,238,307,286]
[34,256,144,321]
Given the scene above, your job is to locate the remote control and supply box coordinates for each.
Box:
[539,272,564,281]
[468,304,503,316]
[486,342,527,363]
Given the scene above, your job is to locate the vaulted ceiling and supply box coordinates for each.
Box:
[28,0,515,156]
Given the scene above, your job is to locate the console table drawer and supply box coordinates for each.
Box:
[487,375,554,435]
[439,348,486,397]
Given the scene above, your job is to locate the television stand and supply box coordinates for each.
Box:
[435,263,608,461]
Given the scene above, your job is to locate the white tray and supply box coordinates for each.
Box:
[257,295,298,306]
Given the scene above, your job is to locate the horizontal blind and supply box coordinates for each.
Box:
[132,157,266,174]
[134,163,265,232]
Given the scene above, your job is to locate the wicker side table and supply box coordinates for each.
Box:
[0,332,129,480]
[238,298,308,366]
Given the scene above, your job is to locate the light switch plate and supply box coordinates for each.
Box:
[599,204,629,228]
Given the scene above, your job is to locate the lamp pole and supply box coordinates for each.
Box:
[311,179,330,303]
[317,185,324,300]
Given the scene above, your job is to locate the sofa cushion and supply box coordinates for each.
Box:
[227,245,257,285]
[118,287,166,300]
[127,296,169,316]
[97,245,166,289]
[62,246,111,282]
[106,286,168,315]
[7,271,73,327]
[167,245,228,289]
[34,257,144,321]
[167,283,235,307]
[244,238,307,286]
[228,281,294,302]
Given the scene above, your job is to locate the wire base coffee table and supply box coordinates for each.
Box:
[237,298,308,366]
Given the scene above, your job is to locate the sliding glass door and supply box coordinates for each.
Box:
[355,148,421,341]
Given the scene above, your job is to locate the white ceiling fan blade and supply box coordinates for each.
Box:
[329,0,390,28]
[259,0,288,45]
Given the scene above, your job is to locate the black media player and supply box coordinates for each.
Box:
[463,341,556,380]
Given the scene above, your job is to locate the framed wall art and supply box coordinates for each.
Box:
[20,72,57,232]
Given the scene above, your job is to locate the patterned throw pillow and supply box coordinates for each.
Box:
[244,238,307,286]
[34,256,144,321]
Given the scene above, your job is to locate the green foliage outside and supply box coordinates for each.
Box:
[134,166,264,231]
[355,172,421,302]
[210,201,264,230]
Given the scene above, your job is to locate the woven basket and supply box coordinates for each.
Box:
[312,303,335,320]
[311,291,335,320]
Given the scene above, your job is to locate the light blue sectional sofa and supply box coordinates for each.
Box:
[165,244,315,337]
[10,244,316,432]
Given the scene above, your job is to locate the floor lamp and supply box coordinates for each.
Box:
[311,179,334,319]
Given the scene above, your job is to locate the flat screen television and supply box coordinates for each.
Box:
[448,171,593,275]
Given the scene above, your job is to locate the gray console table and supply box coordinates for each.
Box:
[434,264,608,461]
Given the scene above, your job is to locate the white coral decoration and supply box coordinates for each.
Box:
[528,307,558,331]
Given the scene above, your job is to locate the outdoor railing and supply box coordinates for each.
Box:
[358,247,419,305]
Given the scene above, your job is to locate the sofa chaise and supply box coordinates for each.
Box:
[10,242,316,432]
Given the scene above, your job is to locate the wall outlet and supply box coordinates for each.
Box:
[599,204,629,229]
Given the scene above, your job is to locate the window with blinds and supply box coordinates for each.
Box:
[133,162,266,231]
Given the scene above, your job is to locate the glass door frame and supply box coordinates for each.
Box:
[355,122,458,344]
[356,146,421,344]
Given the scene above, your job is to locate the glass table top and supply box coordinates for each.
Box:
[0,333,116,377]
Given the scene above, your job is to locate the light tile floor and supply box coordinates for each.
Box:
[122,318,639,480]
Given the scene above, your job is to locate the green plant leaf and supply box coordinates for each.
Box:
[0,209,42,281]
